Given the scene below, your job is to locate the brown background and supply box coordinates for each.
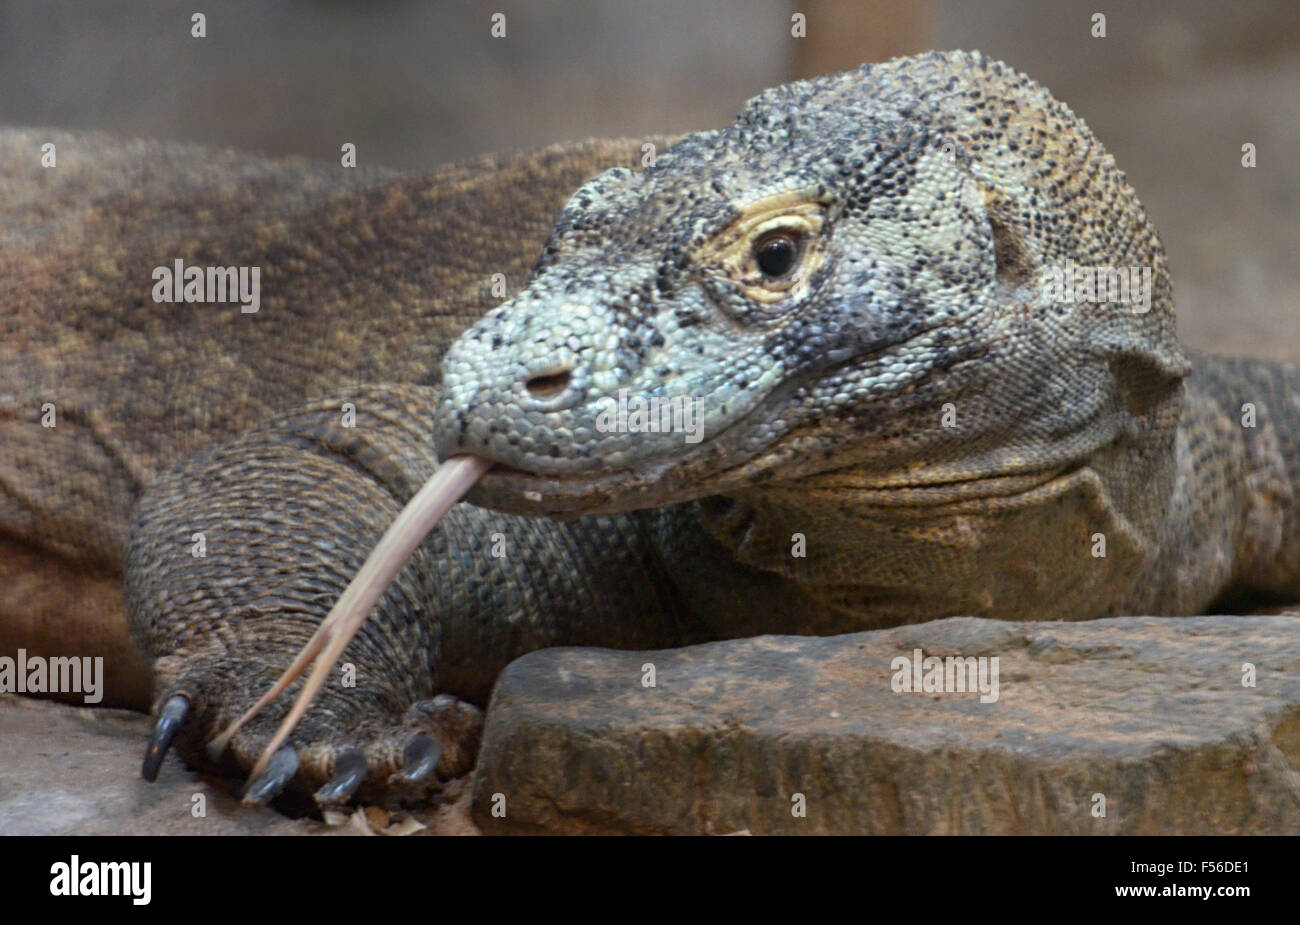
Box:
[1,0,1296,359]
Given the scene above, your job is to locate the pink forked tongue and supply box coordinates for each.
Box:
[208,455,492,790]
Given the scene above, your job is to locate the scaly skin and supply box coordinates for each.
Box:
[8,51,1299,805]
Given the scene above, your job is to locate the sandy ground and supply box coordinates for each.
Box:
[0,696,478,835]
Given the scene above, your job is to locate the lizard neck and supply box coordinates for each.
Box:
[697,464,1168,625]
[697,489,896,601]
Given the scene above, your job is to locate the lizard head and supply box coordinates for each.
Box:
[434,50,1189,518]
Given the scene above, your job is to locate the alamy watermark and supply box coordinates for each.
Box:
[1043,259,1152,313]
[50,856,150,905]
[595,389,703,444]
[0,649,103,704]
[152,259,261,313]
[890,648,1000,703]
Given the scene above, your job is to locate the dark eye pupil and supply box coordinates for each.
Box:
[756,235,797,277]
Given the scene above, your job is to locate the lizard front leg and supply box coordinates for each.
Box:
[125,383,686,805]
[1141,354,1300,612]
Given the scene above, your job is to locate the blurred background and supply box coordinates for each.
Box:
[0,0,1295,358]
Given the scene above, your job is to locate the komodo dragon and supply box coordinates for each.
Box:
[3,51,1298,807]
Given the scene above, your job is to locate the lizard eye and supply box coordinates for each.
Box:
[754,230,802,279]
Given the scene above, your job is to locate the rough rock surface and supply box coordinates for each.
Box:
[472,615,1300,835]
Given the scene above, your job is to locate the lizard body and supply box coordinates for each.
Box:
[1,131,654,708]
[3,51,1297,804]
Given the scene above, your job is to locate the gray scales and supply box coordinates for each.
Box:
[2,51,1297,818]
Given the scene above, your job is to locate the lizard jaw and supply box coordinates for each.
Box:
[465,459,699,517]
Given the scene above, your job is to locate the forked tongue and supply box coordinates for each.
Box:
[207,455,492,787]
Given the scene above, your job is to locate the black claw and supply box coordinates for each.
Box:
[142,694,189,782]
[242,746,299,805]
[313,747,369,805]
[399,733,442,784]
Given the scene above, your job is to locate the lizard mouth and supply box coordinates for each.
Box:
[774,463,1081,506]
[464,446,1086,518]
[465,459,691,516]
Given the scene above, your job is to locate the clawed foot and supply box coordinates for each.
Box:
[139,656,483,809]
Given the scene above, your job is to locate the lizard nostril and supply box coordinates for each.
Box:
[524,369,572,400]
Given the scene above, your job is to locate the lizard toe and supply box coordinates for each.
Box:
[397,733,441,785]
[312,746,369,805]
[242,745,300,805]
[395,694,484,783]
[141,693,189,782]
[292,695,484,804]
